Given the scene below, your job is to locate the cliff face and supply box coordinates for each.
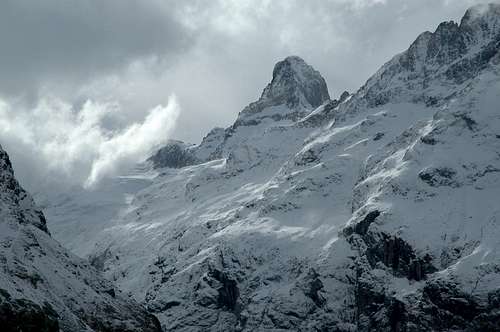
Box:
[358,3,500,108]
[0,145,161,332]
[40,4,500,331]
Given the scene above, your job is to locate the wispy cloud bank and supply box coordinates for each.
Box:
[86,100,179,187]
[0,95,179,189]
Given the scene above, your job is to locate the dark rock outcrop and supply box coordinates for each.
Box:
[149,140,199,169]
[344,210,381,237]
[365,234,436,281]
[0,289,59,332]
[404,280,500,331]
[0,146,49,234]
[418,167,460,187]
[196,268,240,312]
[301,269,325,307]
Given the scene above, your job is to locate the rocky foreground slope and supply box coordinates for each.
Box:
[43,4,500,331]
[0,146,161,331]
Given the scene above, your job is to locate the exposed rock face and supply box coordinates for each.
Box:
[0,145,161,331]
[357,3,500,108]
[148,140,198,169]
[0,289,59,332]
[261,55,330,109]
[418,167,459,187]
[235,56,330,127]
[42,4,500,331]
[0,148,49,234]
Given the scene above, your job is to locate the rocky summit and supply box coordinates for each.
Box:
[260,55,330,109]
[14,3,500,331]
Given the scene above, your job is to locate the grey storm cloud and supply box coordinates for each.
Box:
[0,0,192,97]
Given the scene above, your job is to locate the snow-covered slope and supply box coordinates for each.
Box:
[0,146,161,331]
[43,4,500,331]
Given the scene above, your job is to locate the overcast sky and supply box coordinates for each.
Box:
[0,0,495,190]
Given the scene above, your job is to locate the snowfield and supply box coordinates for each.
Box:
[32,3,500,331]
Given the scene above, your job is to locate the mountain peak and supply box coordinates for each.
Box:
[271,56,311,78]
[360,2,500,107]
[0,145,49,233]
[260,55,330,109]
[234,56,330,128]
[460,3,500,28]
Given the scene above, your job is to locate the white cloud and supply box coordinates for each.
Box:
[86,100,179,187]
[0,95,179,189]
